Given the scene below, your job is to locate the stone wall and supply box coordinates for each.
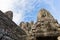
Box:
[0,10,27,40]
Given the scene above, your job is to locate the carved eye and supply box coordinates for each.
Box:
[42,13,46,17]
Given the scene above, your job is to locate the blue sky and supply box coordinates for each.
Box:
[0,0,60,25]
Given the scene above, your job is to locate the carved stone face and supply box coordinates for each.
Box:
[5,11,13,20]
[41,12,46,17]
[37,9,54,22]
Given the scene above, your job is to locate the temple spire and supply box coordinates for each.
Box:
[37,8,54,21]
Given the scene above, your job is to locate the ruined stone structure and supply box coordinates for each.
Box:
[0,11,27,40]
[0,8,60,40]
[5,11,13,20]
[19,9,60,40]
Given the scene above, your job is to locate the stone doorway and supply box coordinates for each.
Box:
[36,36,58,40]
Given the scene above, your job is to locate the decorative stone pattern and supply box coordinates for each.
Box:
[0,8,60,40]
[19,9,60,40]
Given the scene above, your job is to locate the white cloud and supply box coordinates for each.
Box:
[12,0,60,24]
[0,0,24,24]
[12,0,28,24]
[12,0,41,24]
[13,11,24,24]
[0,0,14,12]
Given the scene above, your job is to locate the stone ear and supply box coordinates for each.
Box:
[5,11,13,20]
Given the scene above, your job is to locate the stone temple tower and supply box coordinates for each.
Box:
[19,8,60,40]
[5,11,13,20]
[35,8,60,40]
[37,9,54,22]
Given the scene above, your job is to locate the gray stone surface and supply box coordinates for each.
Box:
[5,11,13,20]
[0,10,27,40]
